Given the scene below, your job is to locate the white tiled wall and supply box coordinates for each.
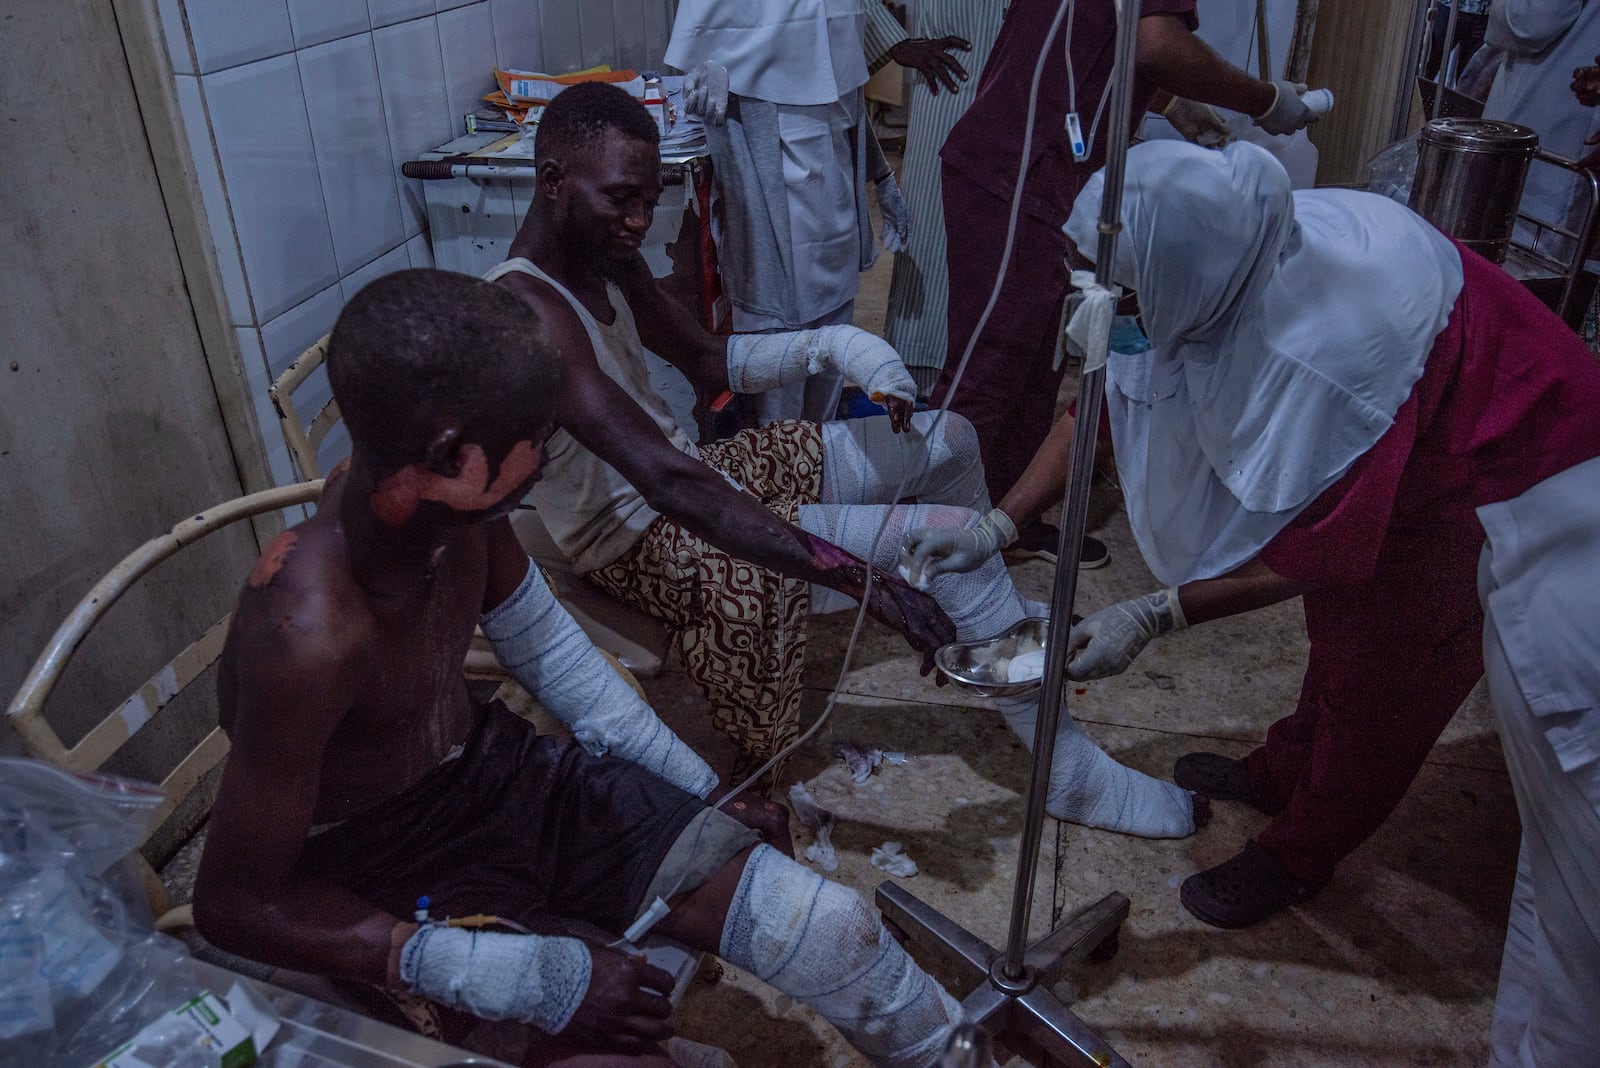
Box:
[161,0,679,486]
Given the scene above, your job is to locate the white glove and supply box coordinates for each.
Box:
[400,925,592,1033]
[875,174,911,253]
[898,508,1017,589]
[682,61,729,126]
[1066,588,1187,680]
[1163,96,1231,149]
[1252,81,1320,136]
[726,324,917,405]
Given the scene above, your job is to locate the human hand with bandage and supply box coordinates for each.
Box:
[1066,589,1187,680]
[682,61,729,126]
[898,508,1017,589]
[727,326,919,432]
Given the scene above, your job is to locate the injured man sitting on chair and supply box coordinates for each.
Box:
[192,269,972,1067]
[489,80,1200,839]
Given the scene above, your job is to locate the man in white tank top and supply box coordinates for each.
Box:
[488,82,1208,841]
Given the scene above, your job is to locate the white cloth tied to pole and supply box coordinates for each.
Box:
[1065,269,1120,374]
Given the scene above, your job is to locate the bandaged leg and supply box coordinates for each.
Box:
[481,561,717,798]
[819,410,988,511]
[720,845,964,1068]
[997,695,1196,838]
[797,505,1194,838]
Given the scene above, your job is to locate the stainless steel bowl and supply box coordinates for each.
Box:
[935,616,1052,697]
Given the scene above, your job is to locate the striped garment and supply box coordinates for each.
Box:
[865,1,1007,393]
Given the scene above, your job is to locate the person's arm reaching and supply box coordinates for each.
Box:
[1137,13,1317,136]
[900,408,1077,586]
[539,297,954,671]
[1066,557,1313,680]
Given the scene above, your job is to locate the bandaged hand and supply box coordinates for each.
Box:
[1252,81,1319,136]
[682,61,729,126]
[1066,588,1187,681]
[1163,96,1231,148]
[401,925,593,1034]
[898,508,1017,589]
[875,174,911,253]
[727,325,918,414]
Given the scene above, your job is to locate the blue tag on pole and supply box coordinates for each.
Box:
[1065,112,1088,162]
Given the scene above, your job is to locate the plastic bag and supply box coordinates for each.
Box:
[0,757,196,1063]
[1364,138,1419,205]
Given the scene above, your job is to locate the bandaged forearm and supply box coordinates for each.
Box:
[481,563,716,798]
[726,325,917,404]
[400,925,590,1033]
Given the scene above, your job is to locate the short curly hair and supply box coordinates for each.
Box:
[328,269,561,464]
[534,81,659,168]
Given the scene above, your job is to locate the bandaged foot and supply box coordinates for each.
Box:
[998,698,1196,838]
[720,845,964,1068]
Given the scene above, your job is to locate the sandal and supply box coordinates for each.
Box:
[1180,840,1322,929]
[1173,752,1282,815]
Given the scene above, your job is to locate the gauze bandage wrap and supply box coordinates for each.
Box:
[1066,588,1187,681]
[481,563,716,798]
[997,695,1196,839]
[726,325,917,406]
[720,845,964,1067]
[400,925,591,1034]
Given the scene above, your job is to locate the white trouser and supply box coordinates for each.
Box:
[1482,551,1600,1068]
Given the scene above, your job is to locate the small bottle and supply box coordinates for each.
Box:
[642,76,671,136]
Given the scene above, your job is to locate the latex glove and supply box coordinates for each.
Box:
[898,508,1017,589]
[682,61,729,126]
[1066,588,1187,681]
[1459,45,1506,101]
[1163,96,1231,149]
[876,173,911,253]
[1252,81,1319,136]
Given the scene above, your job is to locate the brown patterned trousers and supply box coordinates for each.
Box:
[588,421,825,783]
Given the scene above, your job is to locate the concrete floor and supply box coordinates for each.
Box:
[658,231,1521,1066]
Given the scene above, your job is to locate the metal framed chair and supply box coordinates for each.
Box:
[5,481,325,926]
[270,334,671,678]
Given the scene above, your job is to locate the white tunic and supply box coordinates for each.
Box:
[1063,141,1463,584]
[1482,0,1600,254]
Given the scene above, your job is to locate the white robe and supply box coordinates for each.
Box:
[1482,0,1600,257]
[1063,141,1463,584]
[1479,454,1600,1068]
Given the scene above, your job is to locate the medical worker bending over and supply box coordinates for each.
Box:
[903,142,1600,960]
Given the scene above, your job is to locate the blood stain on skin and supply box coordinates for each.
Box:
[249,531,300,588]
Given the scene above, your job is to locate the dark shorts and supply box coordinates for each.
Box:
[299,701,705,934]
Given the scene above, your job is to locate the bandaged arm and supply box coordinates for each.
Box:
[481,562,717,798]
[726,325,917,405]
[401,924,590,1034]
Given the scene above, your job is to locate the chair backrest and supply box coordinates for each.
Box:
[268,334,340,480]
[6,481,324,914]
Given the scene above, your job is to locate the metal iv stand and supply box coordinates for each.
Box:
[875,1,1141,1064]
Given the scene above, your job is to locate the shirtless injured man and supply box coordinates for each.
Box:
[191,270,968,1067]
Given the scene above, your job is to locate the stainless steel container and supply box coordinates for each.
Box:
[1408,118,1539,264]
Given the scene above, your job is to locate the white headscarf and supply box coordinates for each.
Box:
[1063,141,1464,585]
[665,0,868,107]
